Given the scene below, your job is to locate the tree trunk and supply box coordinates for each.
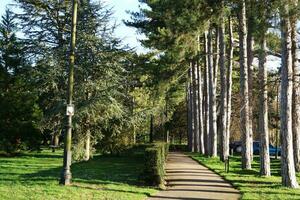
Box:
[213,26,219,153]
[150,114,154,143]
[133,125,136,144]
[280,4,299,188]
[54,132,60,146]
[226,16,233,157]
[276,82,280,160]
[84,129,91,161]
[165,97,170,143]
[197,56,204,154]
[213,26,220,89]
[291,15,300,172]
[188,68,195,152]
[166,128,169,144]
[192,61,200,152]
[132,97,136,144]
[208,28,217,157]
[247,14,254,161]
[219,11,228,162]
[84,90,91,161]
[239,0,251,169]
[259,33,271,176]
[187,81,192,151]
[52,131,60,153]
[204,31,210,156]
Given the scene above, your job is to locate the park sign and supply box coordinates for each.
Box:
[66,104,75,116]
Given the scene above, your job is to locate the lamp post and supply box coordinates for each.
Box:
[60,0,78,185]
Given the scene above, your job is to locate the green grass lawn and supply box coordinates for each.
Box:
[0,148,157,200]
[190,153,300,199]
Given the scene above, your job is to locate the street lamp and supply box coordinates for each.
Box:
[60,0,78,185]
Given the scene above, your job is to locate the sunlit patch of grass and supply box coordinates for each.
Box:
[189,153,300,199]
[0,148,157,200]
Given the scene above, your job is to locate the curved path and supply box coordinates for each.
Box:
[147,152,241,200]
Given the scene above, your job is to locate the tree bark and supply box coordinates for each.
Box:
[165,98,170,143]
[203,31,210,156]
[133,124,136,144]
[208,28,217,157]
[291,15,300,172]
[226,16,233,157]
[247,14,254,161]
[219,11,228,161]
[52,130,60,153]
[213,26,219,155]
[83,87,92,160]
[150,114,154,143]
[192,61,200,152]
[239,0,251,169]
[197,57,204,154]
[213,26,220,89]
[188,67,195,152]
[187,81,193,151]
[132,97,136,144]
[258,33,271,176]
[84,129,91,161]
[280,4,299,188]
[54,134,59,146]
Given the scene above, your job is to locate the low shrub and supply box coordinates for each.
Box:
[169,144,188,152]
[121,144,152,156]
[142,142,169,188]
[0,123,42,154]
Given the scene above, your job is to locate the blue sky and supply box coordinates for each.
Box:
[0,0,144,52]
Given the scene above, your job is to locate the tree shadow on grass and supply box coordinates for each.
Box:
[72,154,145,185]
[20,151,146,187]
[19,153,63,159]
[72,183,152,197]
[233,169,259,176]
[233,179,280,185]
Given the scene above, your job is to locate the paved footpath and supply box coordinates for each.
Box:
[147,152,241,200]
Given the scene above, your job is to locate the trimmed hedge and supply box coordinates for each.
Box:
[142,142,169,188]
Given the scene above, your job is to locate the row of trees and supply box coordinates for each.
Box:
[128,0,300,188]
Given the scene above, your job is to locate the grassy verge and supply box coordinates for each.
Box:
[0,148,158,200]
[189,153,300,200]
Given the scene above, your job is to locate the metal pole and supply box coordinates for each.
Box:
[275,79,279,159]
[60,0,78,185]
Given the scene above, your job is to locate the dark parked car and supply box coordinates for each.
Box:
[230,141,281,156]
[253,141,281,156]
[230,141,242,153]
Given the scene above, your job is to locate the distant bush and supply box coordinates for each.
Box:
[120,144,152,156]
[169,144,188,152]
[0,122,42,154]
[141,142,169,188]
[0,80,43,154]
